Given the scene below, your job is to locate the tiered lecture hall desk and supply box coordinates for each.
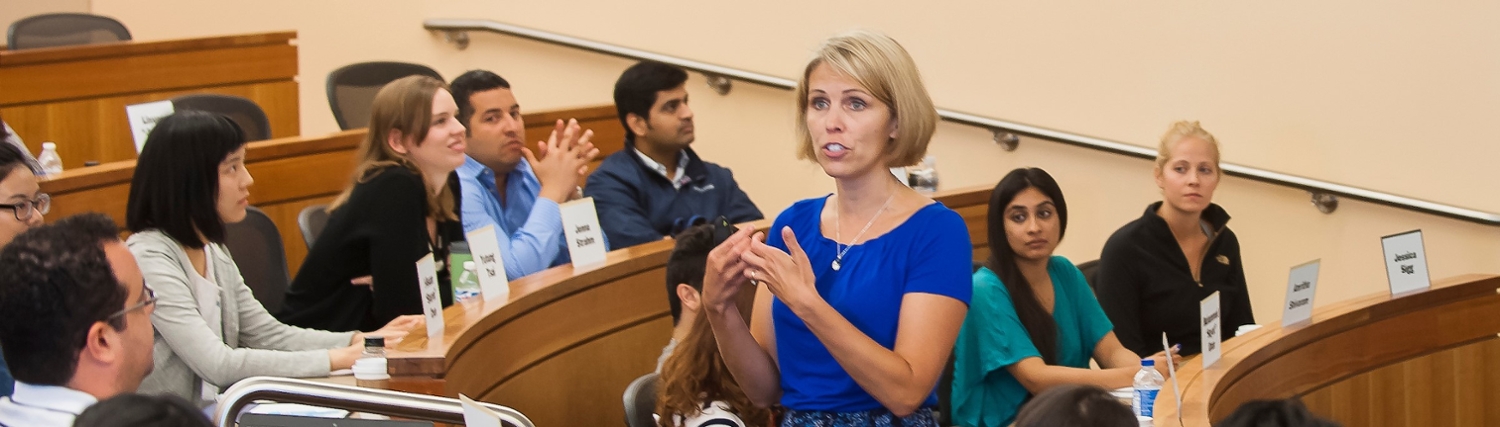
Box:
[380,185,1497,427]
[39,103,623,274]
[0,31,301,169]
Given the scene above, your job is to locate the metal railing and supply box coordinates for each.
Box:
[216,377,534,427]
[424,18,1500,226]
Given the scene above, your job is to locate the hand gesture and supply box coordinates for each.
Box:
[701,226,757,314]
[1149,345,1183,379]
[527,119,599,203]
[742,227,820,313]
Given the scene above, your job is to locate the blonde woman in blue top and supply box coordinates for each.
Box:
[702,31,971,427]
[951,168,1179,427]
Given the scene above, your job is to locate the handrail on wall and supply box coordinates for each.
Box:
[215,377,534,427]
[423,18,1500,227]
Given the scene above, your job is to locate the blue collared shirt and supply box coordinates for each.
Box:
[457,156,570,280]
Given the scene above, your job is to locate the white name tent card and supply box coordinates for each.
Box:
[126,100,175,153]
[1281,259,1321,328]
[460,394,504,427]
[1200,291,1222,369]
[1381,230,1431,296]
[465,225,511,303]
[416,253,445,342]
[561,197,608,268]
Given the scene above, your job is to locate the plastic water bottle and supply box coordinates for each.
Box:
[1133,359,1164,418]
[907,156,939,193]
[361,336,386,359]
[455,261,481,301]
[37,142,63,177]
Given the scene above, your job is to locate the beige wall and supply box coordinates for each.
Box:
[0,0,92,44]
[88,0,1500,323]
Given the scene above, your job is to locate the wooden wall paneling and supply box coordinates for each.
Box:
[1299,338,1500,427]
[483,318,669,427]
[1,80,300,169]
[0,32,299,168]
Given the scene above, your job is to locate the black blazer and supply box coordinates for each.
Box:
[1094,202,1254,357]
[278,166,463,332]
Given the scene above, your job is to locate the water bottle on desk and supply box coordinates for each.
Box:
[1132,358,1164,418]
[455,261,481,301]
[353,336,389,388]
[907,155,939,193]
[37,142,63,177]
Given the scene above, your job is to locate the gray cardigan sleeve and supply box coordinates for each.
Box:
[130,231,353,389]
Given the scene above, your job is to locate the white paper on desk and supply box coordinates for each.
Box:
[416,253,444,341]
[560,197,607,268]
[125,100,174,154]
[1381,230,1431,296]
[1162,333,1182,426]
[461,394,504,427]
[1281,259,1321,327]
[466,225,511,302]
[1200,291,1222,369]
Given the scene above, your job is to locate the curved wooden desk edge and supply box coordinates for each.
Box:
[1154,273,1500,425]
[0,31,297,66]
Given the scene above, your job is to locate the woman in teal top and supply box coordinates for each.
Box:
[952,168,1179,427]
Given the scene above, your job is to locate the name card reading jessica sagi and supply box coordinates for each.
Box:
[465,225,510,303]
[1381,230,1431,296]
[1281,259,1321,328]
[416,253,445,342]
[126,100,175,153]
[1200,291,1222,369]
[561,197,607,268]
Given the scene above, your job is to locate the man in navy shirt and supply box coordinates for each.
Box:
[586,61,762,249]
[450,70,600,280]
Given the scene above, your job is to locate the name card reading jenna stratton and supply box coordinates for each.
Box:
[1381,230,1431,296]
[416,253,445,342]
[1200,291,1222,369]
[1281,259,1321,328]
[560,197,607,268]
[465,225,510,303]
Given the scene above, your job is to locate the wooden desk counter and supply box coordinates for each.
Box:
[1,31,300,168]
[1154,274,1500,426]
[381,186,995,426]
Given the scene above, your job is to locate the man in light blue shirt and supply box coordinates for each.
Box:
[450,70,601,280]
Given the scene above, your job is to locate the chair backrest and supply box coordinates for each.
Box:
[326,62,443,130]
[224,206,291,313]
[171,94,273,141]
[297,204,330,250]
[622,372,659,427]
[1076,259,1101,294]
[7,13,131,50]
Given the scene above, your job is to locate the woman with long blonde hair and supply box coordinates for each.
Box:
[279,75,468,332]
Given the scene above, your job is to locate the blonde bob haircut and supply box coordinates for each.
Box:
[795,30,938,168]
[328,75,458,221]
[1155,120,1222,175]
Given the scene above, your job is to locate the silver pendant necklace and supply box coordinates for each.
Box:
[833,193,896,271]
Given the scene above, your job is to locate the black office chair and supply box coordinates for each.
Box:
[7,13,131,50]
[224,206,291,314]
[325,62,443,130]
[297,204,330,250]
[622,372,659,427]
[1076,259,1101,294]
[172,94,273,141]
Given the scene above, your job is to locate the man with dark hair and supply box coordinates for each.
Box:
[449,70,601,280]
[586,61,762,249]
[656,224,717,371]
[0,213,157,427]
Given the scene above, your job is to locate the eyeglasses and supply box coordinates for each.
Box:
[0,193,50,222]
[107,285,158,321]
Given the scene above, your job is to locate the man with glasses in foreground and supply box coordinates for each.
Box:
[0,213,157,427]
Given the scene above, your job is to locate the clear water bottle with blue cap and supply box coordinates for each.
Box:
[1132,358,1164,418]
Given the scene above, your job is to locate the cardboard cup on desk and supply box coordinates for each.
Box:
[351,358,390,389]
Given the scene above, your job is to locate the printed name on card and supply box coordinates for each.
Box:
[1281,259,1321,327]
[465,225,511,302]
[1381,230,1431,296]
[560,197,608,268]
[126,100,175,154]
[416,253,444,342]
[1200,291,1222,369]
